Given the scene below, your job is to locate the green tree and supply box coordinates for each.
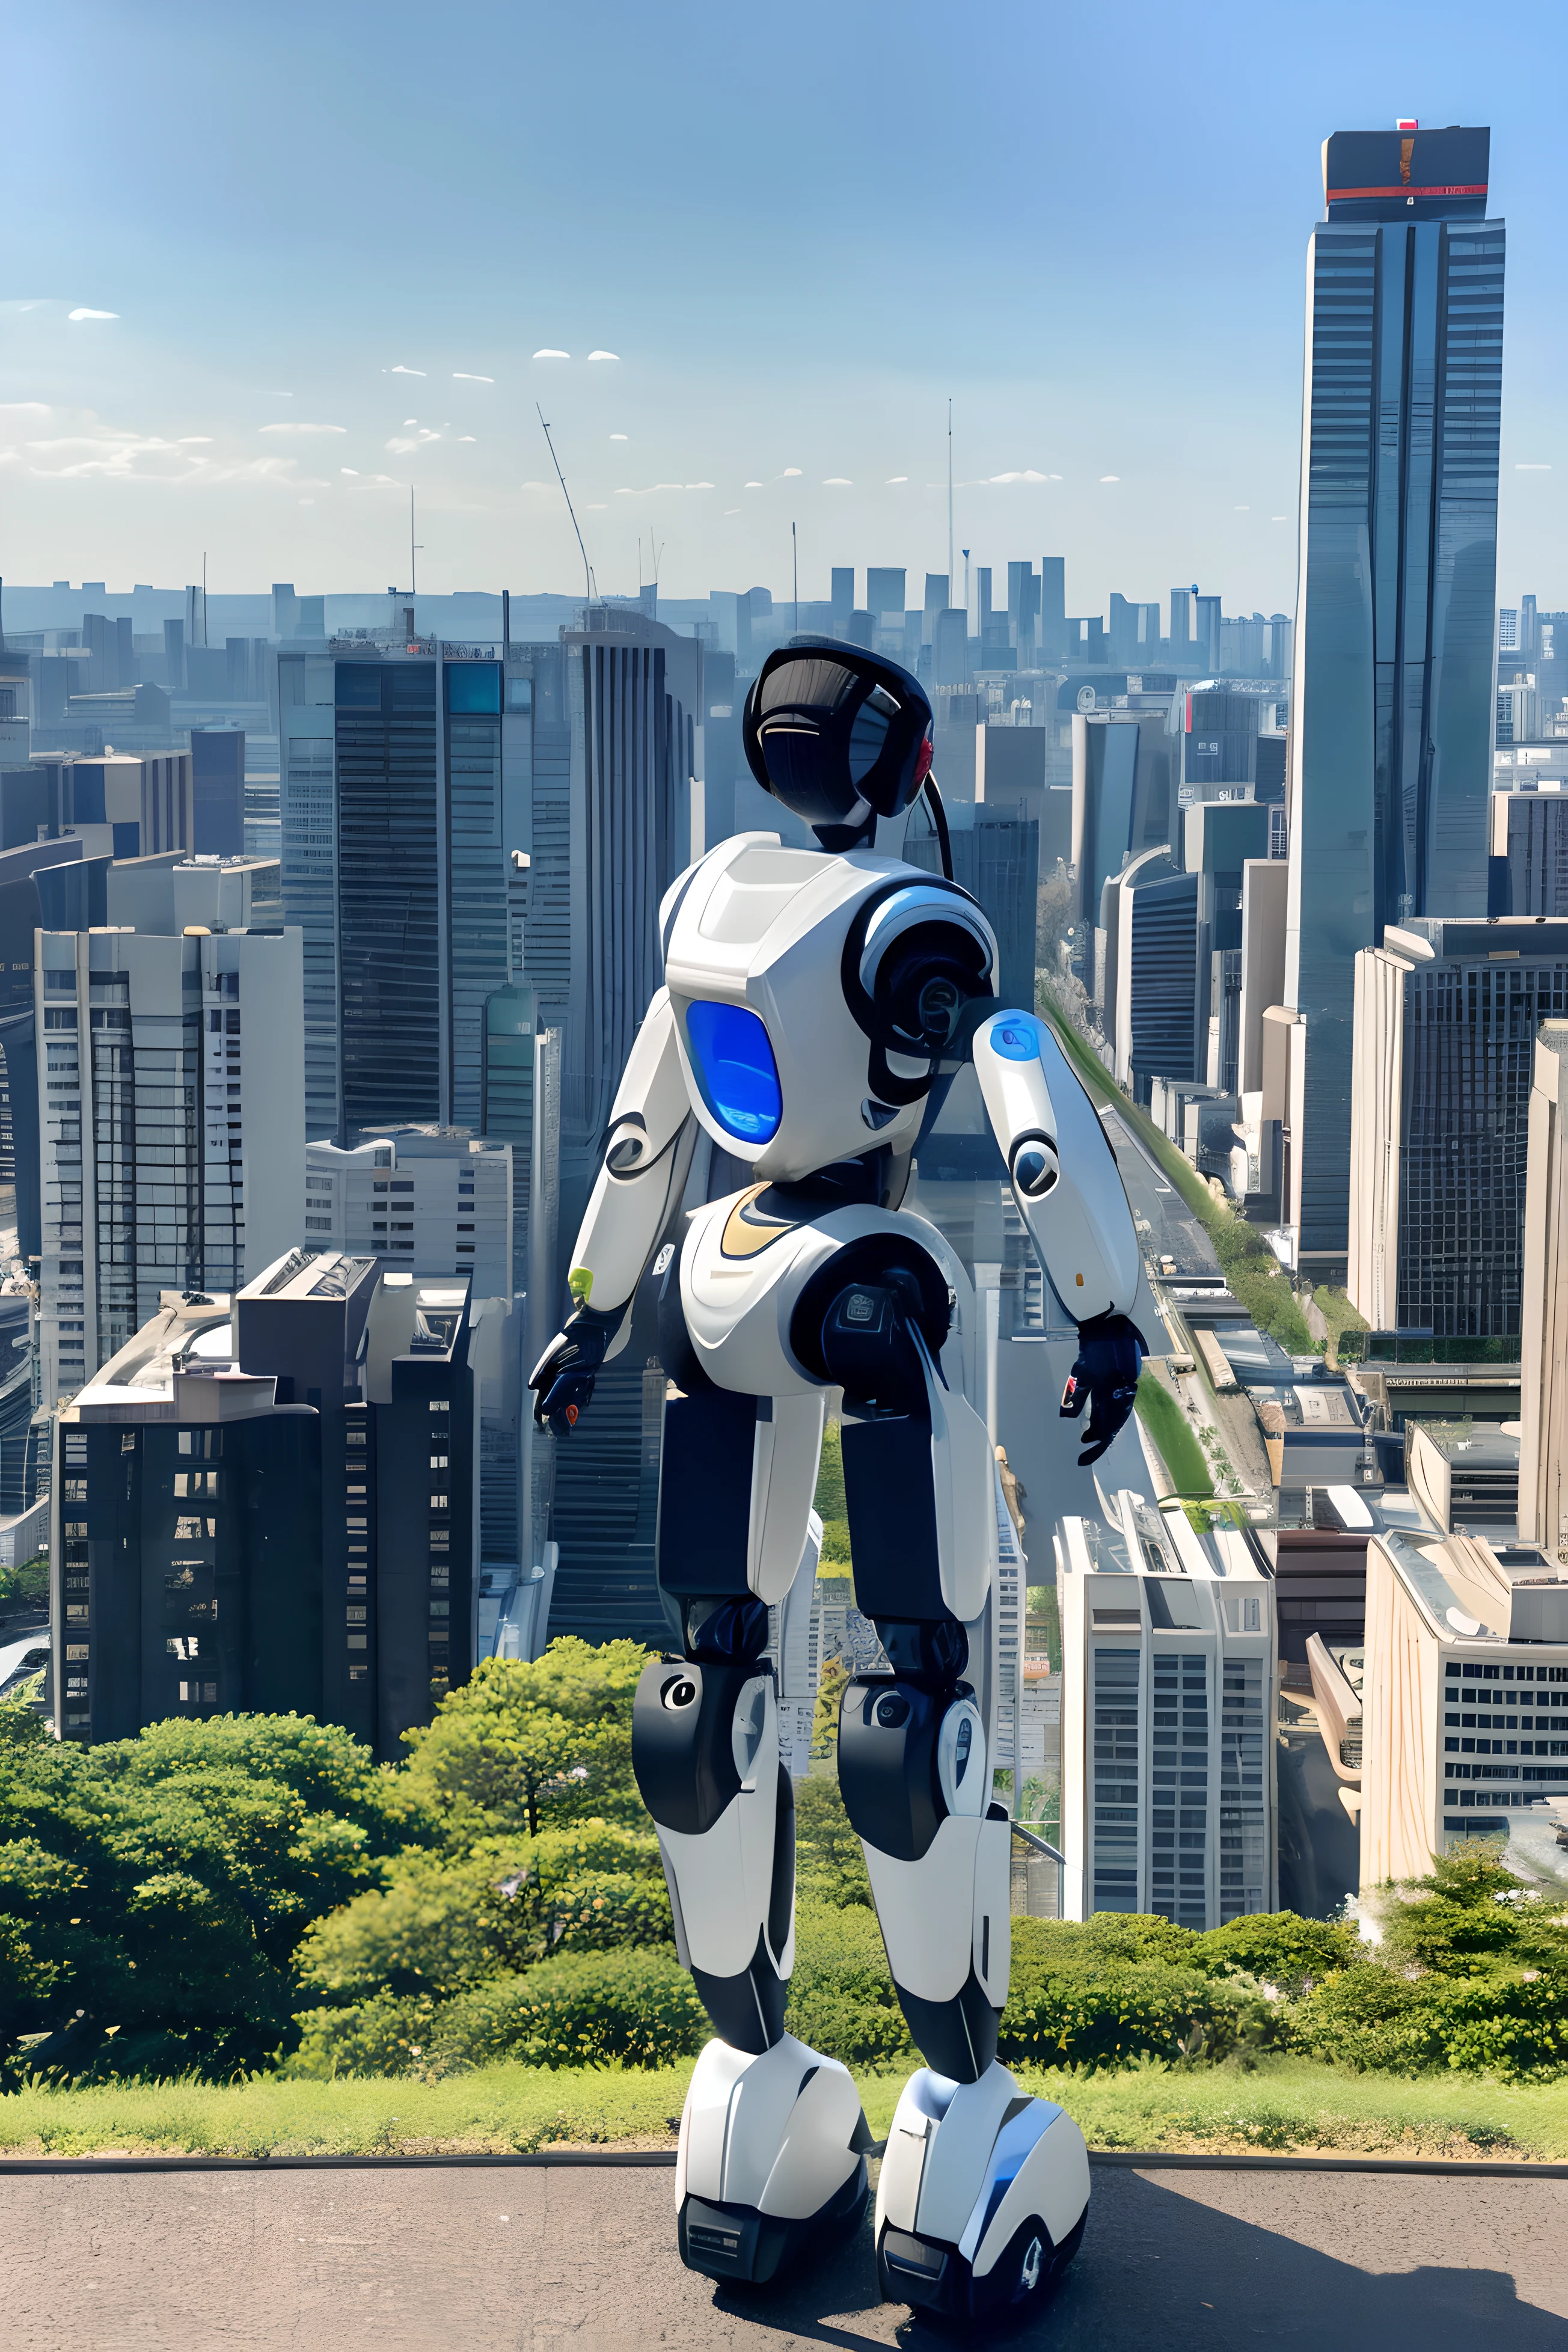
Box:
[0,1706,410,2084]
[794,1774,871,1909]
[295,1819,670,2003]
[402,1638,652,1843]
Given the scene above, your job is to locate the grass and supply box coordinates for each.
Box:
[1314,1285,1370,1368]
[3,2056,1566,2161]
[1134,1373,1213,1496]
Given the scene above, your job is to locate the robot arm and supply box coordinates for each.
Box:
[530,988,694,1432]
[972,1009,1146,1466]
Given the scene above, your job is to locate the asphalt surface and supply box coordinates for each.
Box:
[4,2160,1564,2351]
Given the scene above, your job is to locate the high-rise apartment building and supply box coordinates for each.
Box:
[1056,1488,1277,1926]
[1347,916,1568,1339]
[52,1252,477,1757]
[35,857,301,1402]
[1287,126,1505,1271]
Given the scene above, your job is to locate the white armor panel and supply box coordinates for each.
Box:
[661,833,995,1183]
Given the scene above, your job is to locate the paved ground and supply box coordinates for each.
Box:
[4,2160,1565,2351]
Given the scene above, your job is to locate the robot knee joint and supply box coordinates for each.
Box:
[633,1656,771,1836]
[838,1677,988,1862]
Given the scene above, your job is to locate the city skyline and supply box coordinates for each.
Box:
[2,4,1564,607]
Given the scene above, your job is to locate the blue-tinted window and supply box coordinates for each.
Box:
[684,1001,782,1145]
[447,663,501,715]
[335,665,383,709]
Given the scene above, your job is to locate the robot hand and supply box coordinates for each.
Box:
[1059,1313,1146,1468]
[529,1308,620,1435]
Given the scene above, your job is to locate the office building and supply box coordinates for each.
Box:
[51,1251,477,1757]
[1056,1487,1276,1926]
[2,753,192,859]
[1492,789,1568,916]
[1287,126,1505,1272]
[191,730,245,856]
[1183,801,1273,1095]
[1518,1021,1568,1556]
[1361,1526,1568,1878]
[35,856,301,1402]
[1348,917,1568,1340]
[905,798,1038,1009]
[279,642,512,1146]
[1097,849,1201,1099]
[1070,709,1180,943]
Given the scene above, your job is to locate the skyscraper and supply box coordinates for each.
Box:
[1287,126,1504,1270]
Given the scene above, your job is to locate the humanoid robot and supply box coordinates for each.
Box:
[531,641,1145,2320]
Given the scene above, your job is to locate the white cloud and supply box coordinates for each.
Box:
[533,348,570,360]
[1517,462,1552,470]
[724,508,740,515]
[254,388,293,397]
[782,467,801,477]
[0,402,51,415]
[520,480,554,491]
[745,480,762,488]
[67,307,118,322]
[385,438,419,455]
[1100,475,1120,483]
[453,372,494,382]
[178,436,213,446]
[341,467,360,476]
[585,502,607,510]
[1272,514,1288,521]
[823,477,852,485]
[260,421,346,435]
[587,350,620,363]
[390,364,426,376]
[299,498,315,506]
[886,476,908,484]
[685,481,714,490]
[1234,504,1249,511]
[457,435,476,443]
[610,433,628,441]
[987,469,1050,485]
[403,417,417,424]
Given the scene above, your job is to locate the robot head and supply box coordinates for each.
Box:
[742,640,933,850]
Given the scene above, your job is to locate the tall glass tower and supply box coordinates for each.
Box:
[1286,126,1504,1267]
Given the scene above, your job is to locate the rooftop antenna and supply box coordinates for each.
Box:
[962,546,970,623]
[792,519,798,635]
[537,406,591,604]
[409,488,423,601]
[946,399,955,606]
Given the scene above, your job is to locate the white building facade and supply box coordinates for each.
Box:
[1056,1489,1276,1927]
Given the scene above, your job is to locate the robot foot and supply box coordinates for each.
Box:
[874,2064,1090,2322]
[675,2034,874,2286]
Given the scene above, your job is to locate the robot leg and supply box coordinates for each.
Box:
[632,1374,871,2285]
[814,1258,1091,2318]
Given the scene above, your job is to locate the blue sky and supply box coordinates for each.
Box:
[2,0,1563,611]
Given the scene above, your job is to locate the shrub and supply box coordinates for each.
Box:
[999,1914,1267,2071]
[1191,1911,1360,1996]
[785,1901,910,2066]
[288,1989,444,2078]
[432,1946,705,2071]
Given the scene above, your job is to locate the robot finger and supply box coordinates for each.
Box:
[536,1370,596,1432]
[1058,1356,1091,1420]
